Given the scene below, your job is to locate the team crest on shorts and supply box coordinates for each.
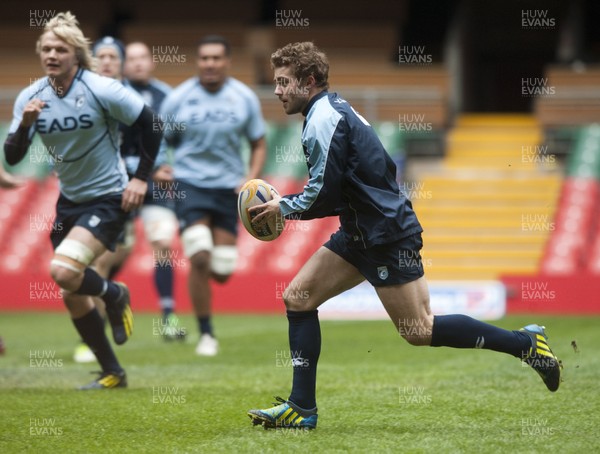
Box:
[88,215,101,227]
[377,266,389,280]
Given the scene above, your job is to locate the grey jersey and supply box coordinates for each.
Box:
[9,68,144,202]
[157,77,265,189]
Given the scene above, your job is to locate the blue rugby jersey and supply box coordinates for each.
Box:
[156,77,265,189]
[279,91,422,248]
[9,68,145,202]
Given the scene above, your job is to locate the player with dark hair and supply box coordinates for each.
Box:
[3,12,162,389]
[247,41,562,429]
[155,34,266,356]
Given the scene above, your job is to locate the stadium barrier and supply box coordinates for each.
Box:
[502,124,600,313]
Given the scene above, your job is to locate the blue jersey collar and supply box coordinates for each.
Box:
[302,90,328,117]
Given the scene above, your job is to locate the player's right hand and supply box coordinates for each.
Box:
[20,99,45,127]
[152,165,174,183]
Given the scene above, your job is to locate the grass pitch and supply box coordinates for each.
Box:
[0,312,598,453]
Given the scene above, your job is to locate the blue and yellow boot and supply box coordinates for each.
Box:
[248,397,318,429]
[520,324,562,392]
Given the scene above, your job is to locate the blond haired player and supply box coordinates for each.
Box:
[3,12,162,389]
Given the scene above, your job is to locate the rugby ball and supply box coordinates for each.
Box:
[238,179,285,241]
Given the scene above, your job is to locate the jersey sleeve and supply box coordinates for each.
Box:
[8,88,35,139]
[98,78,145,126]
[154,138,171,168]
[153,79,173,96]
[157,89,180,145]
[278,115,346,220]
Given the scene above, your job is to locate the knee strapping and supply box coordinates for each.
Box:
[211,245,238,275]
[54,239,95,265]
[181,224,213,258]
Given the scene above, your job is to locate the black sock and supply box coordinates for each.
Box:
[287,310,320,410]
[72,308,123,373]
[154,262,174,300]
[162,305,174,319]
[198,316,213,336]
[75,268,121,305]
[107,262,124,281]
[430,314,532,358]
[159,296,174,319]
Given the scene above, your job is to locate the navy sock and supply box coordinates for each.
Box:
[287,310,320,410]
[75,268,121,305]
[430,314,532,358]
[198,316,213,336]
[161,303,174,319]
[155,262,174,318]
[72,308,122,373]
[107,262,124,281]
[154,262,174,299]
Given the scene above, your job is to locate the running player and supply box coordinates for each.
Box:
[3,12,162,389]
[247,42,562,429]
[72,36,130,364]
[155,35,266,356]
[123,42,182,338]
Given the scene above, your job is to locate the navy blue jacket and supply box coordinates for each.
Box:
[279,91,422,248]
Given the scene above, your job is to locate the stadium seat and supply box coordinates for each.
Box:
[540,124,600,274]
[415,114,561,280]
[535,65,600,127]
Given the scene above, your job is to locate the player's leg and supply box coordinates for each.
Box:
[84,220,135,318]
[51,196,134,347]
[174,181,220,353]
[140,205,179,323]
[376,278,561,390]
[284,246,364,406]
[188,187,239,355]
[248,241,364,429]
[191,224,237,355]
[374,233,561,391]
[51,226,107,313]
[50,226,127,388]
[72,221,134,362]
[377,274,530,350]
[87,250,115,318]
[73,254,107,364]
[210,226,237,284]
[105,221,136,280]
[181,218,215,353]
[374,276,432,345]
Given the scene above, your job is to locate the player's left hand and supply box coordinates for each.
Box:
[249,191,282,227]
[122,178,147,212]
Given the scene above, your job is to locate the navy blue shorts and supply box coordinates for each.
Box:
[50,193,128,252]
[173,180,238,235]
[324,230,425,287]
[144,180,177,211]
